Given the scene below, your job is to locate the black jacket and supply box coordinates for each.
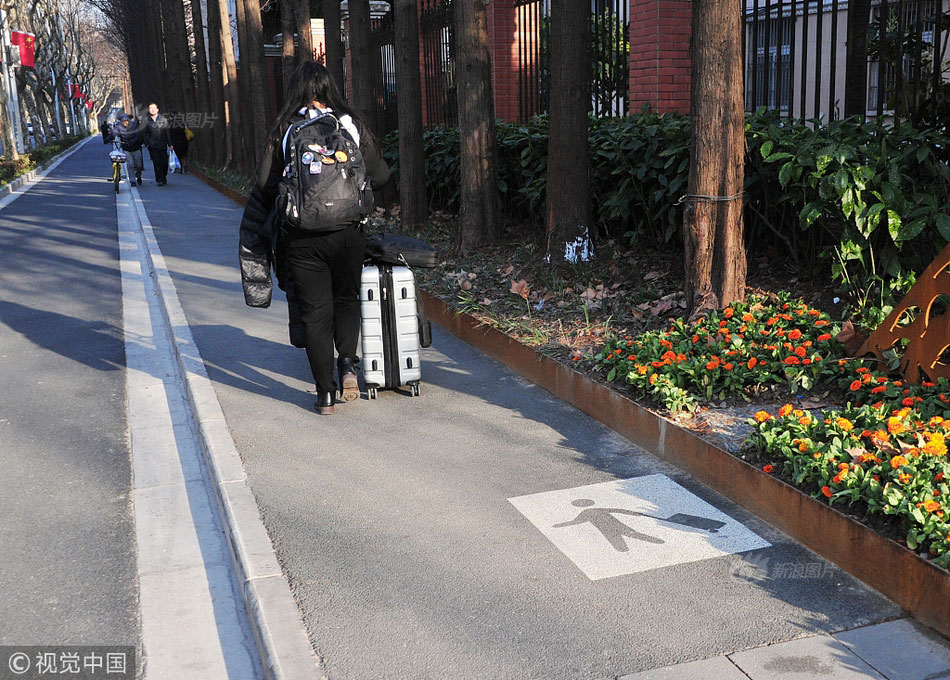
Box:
[143,114,170,150]
[108,120,144,151]
[238,114,390,309]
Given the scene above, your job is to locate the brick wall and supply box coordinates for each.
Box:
[628,0,692,115]
[488,0,520,122]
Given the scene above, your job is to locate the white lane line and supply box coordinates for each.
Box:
[117,181,262,679]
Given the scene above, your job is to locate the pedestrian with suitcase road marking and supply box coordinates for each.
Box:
[239,61,390,415]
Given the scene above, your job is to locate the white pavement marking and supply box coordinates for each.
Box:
[509,474,770,580]
[117,181,262,679]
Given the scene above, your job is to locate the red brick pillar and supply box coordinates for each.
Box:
[487,0,519,122]
[629,0,692,115]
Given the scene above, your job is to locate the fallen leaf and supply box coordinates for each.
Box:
[480,298,494,306]
[644,271,662,281]
[499,264,514,276]
[460,279,473,291]
[511,279,530,300]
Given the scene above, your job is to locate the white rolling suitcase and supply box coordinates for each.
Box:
[360,263,426,398]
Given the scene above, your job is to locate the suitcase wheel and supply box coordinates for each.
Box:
[368,386,379,400]
[409,383,420,397]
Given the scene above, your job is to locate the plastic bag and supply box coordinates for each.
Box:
[168,149,181,173]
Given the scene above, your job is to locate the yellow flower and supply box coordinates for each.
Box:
[898,472,913,484]
[887,417,906,435]
[799,416,812,427]
[836,418,854,431]
[753,411,772,423]
[923,432,947,457]
[778,404,794,417]
[890,455,909,469]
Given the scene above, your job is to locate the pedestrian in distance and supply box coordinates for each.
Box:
[143,103,171,185]
[168,112,190,174]
[239,61,390,415]
[107,113,145,185]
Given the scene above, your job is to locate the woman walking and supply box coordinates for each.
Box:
[239,61,390,414]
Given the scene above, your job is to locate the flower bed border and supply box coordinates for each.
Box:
[420,290,950,639]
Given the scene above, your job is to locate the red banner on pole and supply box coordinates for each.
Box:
[10,31,35,69]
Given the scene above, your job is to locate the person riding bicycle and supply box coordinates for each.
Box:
[107,113,145,185]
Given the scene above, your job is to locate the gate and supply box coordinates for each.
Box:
[515,0,550,121]
[421,0,457,127]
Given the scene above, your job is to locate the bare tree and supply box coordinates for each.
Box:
[295,0,312,62]
[683,0,746,316]
[190,0,214,161]
[454,0,500,254]
[348,0,373,124]
[544,0,590,264]
[280,0,295,94]
[237,0,268,164]
[393,0,426,228]
[323,0,344,93]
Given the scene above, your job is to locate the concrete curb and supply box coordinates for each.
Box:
[0,136,95,205]
[419,290,950,640]
[126,188,323,679]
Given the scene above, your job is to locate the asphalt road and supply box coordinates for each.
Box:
[137,171,902,680]
[0,140,139,649]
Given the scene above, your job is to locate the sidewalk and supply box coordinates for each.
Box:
[132,166,950,679]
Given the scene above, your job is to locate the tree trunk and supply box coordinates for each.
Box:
[845,0,871,118]
[191,0,214,162]
[296,0,313,62]
[206,0,231,166]
[241,0,269,164]
[161,0,192,113]
[216,0,243,169]
[454,0,501,255]
[173,0,197,112]
[233,0,256,170]
[323,0,345,93]
[683,0,746,317]
[280,0,296,96]
[393,0,427,228]
[144,0,167,106]
[545,0,591,264]
[0,98,18,161]
[348,0,374,124]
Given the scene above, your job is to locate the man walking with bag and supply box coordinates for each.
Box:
[143,103,171,186]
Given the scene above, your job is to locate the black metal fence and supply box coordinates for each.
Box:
[421,0,457,127]
[371,10,398,135]
[514,0,629,121]
[744,0,948,126]
[369,0,950,131]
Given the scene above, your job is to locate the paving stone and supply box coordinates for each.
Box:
[729,634,886,679]
[618,655,749,679]
[835,618,950,680]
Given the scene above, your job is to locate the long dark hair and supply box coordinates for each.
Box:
[269,61,367,148]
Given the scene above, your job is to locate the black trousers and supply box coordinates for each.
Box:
[148,146,168,183]
[286,224,365,394]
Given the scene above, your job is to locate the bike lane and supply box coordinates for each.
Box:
[136,171,940,680]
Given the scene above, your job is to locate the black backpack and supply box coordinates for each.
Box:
[277,112,373,231]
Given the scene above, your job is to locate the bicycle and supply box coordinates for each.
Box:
[109,139,127,194]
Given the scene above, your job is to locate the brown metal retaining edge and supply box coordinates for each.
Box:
[421,289,950,638]
[192,168,249,206]
[188,171,950,637]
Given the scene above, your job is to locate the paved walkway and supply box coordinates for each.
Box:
[131,163,950,679]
